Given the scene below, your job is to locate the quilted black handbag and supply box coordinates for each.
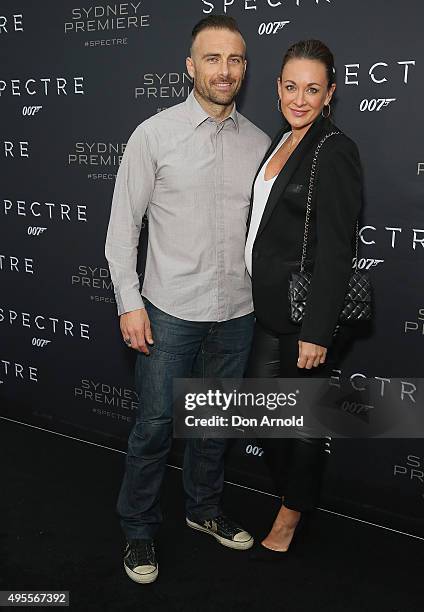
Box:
[288,131,372,326]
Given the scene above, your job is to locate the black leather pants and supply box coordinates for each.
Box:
[245,321,352,512]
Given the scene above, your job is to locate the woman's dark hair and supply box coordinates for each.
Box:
[280,39,336,88]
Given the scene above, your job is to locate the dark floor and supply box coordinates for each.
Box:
[1,418,423,612]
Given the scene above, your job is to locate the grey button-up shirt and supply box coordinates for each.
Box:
[105,90,270,321]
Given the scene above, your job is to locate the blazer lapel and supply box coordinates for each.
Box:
[254,115,328,240]
[246,126,289,233]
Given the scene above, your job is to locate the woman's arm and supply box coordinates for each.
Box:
[299,136,363,348]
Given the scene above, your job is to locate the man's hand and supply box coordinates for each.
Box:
[297,340,327,369]
[120,308,154,354]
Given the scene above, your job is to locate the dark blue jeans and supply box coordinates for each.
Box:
[116,299,254,540]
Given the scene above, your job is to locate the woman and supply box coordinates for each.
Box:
[245,40,362,559]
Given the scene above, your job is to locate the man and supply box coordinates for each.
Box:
[105,15,270,584]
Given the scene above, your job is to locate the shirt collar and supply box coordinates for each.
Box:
[186,89,239,132]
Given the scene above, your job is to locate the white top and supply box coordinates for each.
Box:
[245,131,291,276]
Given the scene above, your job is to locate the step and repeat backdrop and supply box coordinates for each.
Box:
[1,0,423,534]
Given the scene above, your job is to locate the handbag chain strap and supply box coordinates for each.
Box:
[301,130,359,272]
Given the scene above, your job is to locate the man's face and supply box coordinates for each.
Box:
[186,28,246,107]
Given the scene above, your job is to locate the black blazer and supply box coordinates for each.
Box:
[248,114,362,348]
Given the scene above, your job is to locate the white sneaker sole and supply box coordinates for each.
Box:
[186,519,254,550]
[124,562,158,584]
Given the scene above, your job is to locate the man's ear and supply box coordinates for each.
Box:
[186,57,195,79]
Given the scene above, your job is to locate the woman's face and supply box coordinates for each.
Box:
[277,58,336,130]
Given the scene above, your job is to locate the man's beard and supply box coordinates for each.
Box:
[196,80,240,106]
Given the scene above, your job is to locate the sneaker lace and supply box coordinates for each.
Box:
[214,515,241,536]
[129,539,155,566]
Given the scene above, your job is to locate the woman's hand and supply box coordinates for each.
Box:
[297,340,327,369]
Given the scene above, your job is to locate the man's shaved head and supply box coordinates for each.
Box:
[190,14,245,56]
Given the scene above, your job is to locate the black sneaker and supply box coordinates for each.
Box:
[123,539,158,584]
[186,514,254,550]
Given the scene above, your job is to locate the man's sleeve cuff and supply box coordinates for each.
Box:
[115,290,145,316]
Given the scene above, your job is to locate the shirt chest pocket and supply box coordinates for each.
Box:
[155,163,214,208]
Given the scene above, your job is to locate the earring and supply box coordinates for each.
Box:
[277,97,281,112]
[322,103,331,118]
